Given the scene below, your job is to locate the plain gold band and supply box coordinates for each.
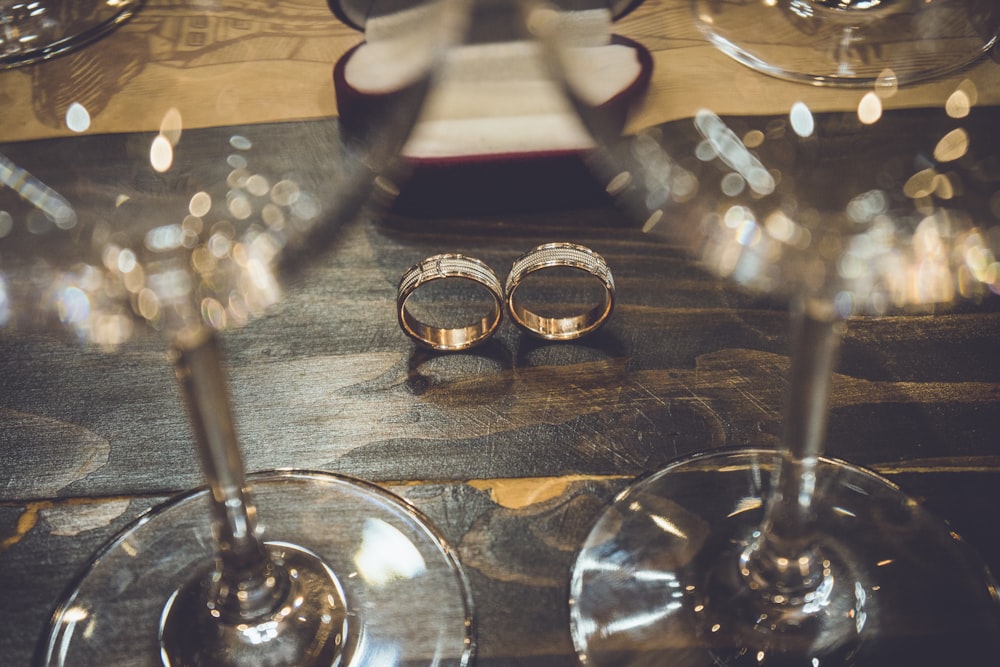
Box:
[505,242,615,341]
[397,254,503,351]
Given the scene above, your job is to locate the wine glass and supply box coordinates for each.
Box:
[0,1,475,665]
[529,4,1000,665]
[1,0,143,69]
[693,0,1000,87]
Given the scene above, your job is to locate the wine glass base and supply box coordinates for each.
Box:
[693,0,999,87]
[159,541,352,667]
[41,470,476,666]
[570,449,1000,666]
[1,0,143,69]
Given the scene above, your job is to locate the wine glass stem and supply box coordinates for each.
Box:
[170,329,271,584]
[746,299,846,595]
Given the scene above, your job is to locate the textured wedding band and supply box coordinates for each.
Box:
[397,254,503,351]
[505,242,615,340]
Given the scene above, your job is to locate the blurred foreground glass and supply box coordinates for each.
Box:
[1,0,143,69]
[693,0,1000,87]
[0,1,475,665]
[530,3,1000,665]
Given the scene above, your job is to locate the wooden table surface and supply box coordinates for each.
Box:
[2,1,1000,665]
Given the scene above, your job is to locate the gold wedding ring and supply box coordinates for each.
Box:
[505,242,615,340]
[397,254,503,351]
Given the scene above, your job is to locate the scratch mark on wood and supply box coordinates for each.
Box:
[0,496,137,554]
[0,501,49,553]
[467,474,629,509]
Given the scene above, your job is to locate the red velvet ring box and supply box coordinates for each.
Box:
[331,2,653,217]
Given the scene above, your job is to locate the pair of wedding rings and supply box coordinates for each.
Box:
[397,242,615,351]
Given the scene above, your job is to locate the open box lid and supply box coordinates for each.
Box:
[329,0,653,215]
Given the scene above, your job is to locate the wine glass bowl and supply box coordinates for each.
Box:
[693,0,1000,87]
[1,0,143,69]
[631,106,1000,312]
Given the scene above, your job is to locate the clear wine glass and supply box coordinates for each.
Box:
[0,1,475,665]
[529,3,1000,664]
[1,0,143,69]
[693,0,1000,87]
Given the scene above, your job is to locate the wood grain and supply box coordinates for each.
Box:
[2,2,1000,665]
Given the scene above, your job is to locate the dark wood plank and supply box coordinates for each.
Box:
[3,123,1000,665]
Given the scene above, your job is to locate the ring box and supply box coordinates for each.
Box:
[330,0,653,217]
